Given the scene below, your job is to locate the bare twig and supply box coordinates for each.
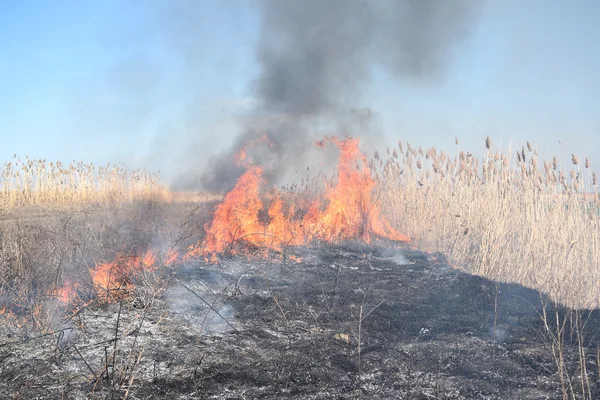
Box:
[72,344,97,379]
[356,286,388,376]
[122,350,144,400]
[111,299,123,381]
[329,264,341,313]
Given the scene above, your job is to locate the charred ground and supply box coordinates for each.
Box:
[2,240,598,399]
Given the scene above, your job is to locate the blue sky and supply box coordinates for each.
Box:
[1,0,599,182]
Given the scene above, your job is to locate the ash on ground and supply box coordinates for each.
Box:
[1,244,599,399]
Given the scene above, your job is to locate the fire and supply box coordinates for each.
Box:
[165,249,179,266]
[42,136,409,309]
[235,133,273,167]
[200,136,410,259]
[0,303,45,330]
[313,137,409,242]
[141,250,156,268]
[90,249,158,302]
[54,280,78,305]
[202,166,267,254]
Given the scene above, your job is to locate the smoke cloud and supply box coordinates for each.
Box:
[185,0,479,192]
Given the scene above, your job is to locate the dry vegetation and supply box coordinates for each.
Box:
[370,138,600,399]
[0,156,169,211]
[2,141,598,311]
[0,158,215,323]
[377,137,600,309]
[4,137,597,310]
[1,141,599,399]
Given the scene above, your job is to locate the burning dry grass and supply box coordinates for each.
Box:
[0,156,169,210]
[1,134,599,398]
[0,137,412,330]
[187,136,409,261]
[377,138,600,309]
[0,161,225,336]
[1,135,598,328]
[0,197,214,331]
[0,156,203,328]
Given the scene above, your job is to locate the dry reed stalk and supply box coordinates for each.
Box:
[378,139,600,309]
[0,158,169,211]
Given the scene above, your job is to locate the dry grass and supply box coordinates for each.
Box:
[0,157,219,321]
[1,143,598,398]
[0,156,169,210]
[377,138,600,309]
[2,142,598,311]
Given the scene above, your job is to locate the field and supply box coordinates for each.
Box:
[1,137,599,399]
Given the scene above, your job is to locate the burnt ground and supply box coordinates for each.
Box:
[2,243,600,399]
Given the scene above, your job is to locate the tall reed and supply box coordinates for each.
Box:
[378,138,600,308]
[0,156,169,210]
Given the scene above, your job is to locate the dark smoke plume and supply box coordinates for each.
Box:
[196,0,478,192]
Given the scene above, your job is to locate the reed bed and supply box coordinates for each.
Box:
[377,138,600,309]
[0,156,169,210]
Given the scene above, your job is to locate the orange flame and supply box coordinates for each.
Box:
[45,136,410,307]
[314,136,409,242]
[203,166,267,254]
[90,250,158,302]
[54,280,78,305]
[165,249,179,266]
[200,136,410,259]
[235,133,274,167]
